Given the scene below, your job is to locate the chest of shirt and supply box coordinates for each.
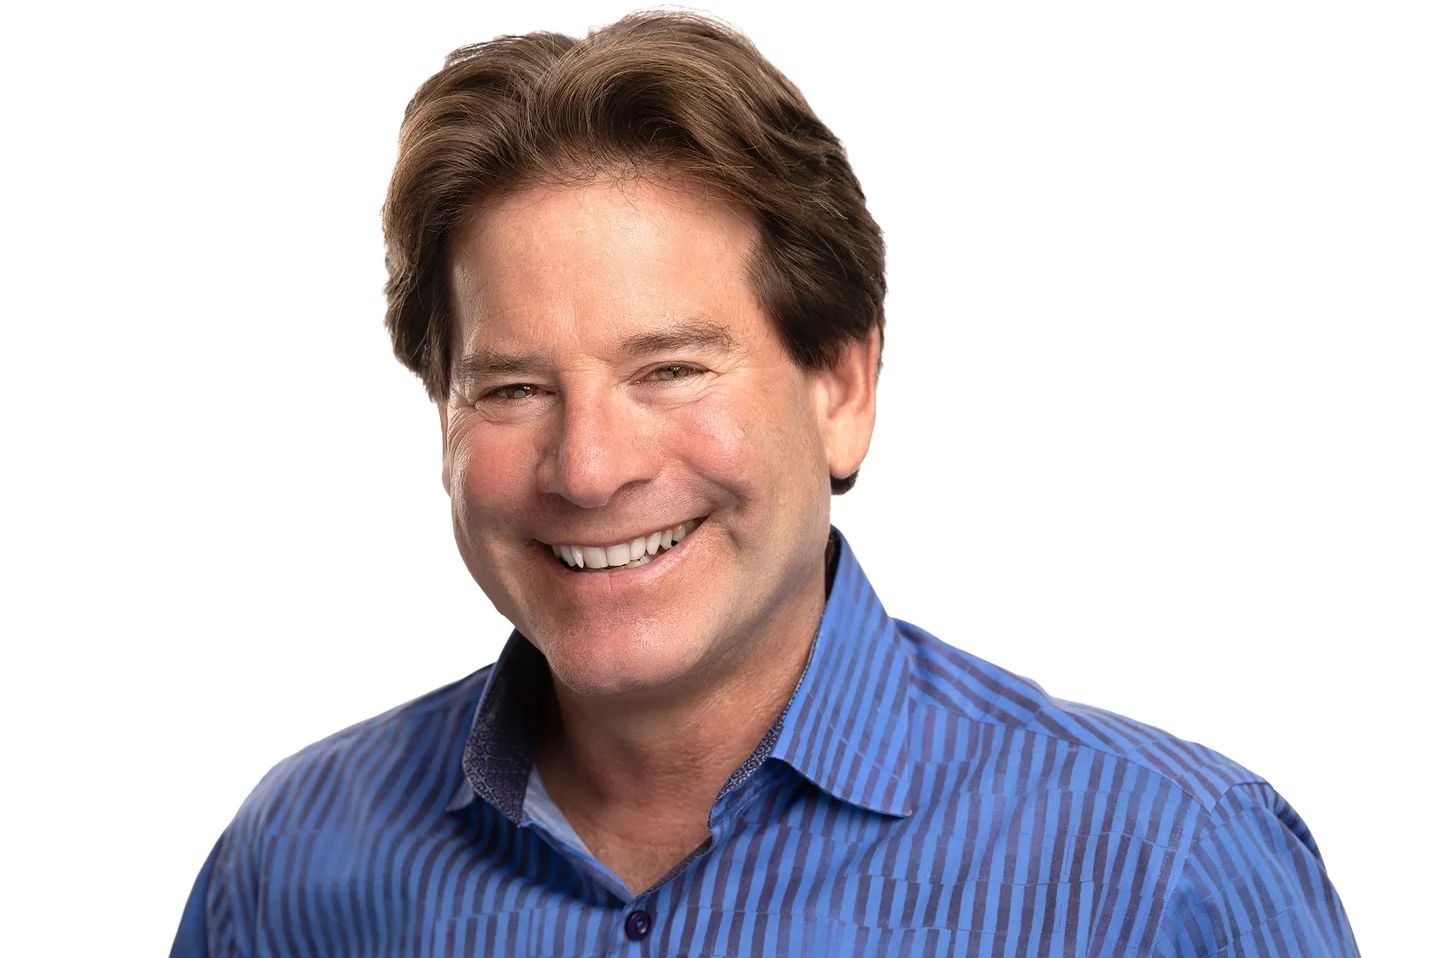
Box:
[242,766,1179,958]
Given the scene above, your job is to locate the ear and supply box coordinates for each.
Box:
[812,325,881,486]
[437,402,452,496]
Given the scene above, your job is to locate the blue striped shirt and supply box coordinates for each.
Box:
[171,528,1361,956]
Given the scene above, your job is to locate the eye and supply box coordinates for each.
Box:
[646,364,703,382]
[482,383,540,402]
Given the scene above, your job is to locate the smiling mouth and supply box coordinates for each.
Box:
[546,517,703,572]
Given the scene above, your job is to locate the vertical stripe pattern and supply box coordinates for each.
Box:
[171,527,1361,956]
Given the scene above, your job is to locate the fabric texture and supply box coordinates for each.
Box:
[170,527,1360,956]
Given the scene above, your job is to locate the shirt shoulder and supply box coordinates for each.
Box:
[1151,780,1361,956]
[181,668,494,956]
[228,665,493,842]
[891,620,1362,953]
[896,617,1265,812]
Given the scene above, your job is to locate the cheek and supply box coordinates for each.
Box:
[451,426,538,520]
[669,401,750,480]
[670,380,824,492]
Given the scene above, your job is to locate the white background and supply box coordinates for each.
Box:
[3,1,1434,953]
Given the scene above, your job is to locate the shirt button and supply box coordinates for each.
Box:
[624,909,653,941]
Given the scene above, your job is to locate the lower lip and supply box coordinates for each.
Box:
[534,518,708,591]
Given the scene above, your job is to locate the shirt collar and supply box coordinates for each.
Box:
[447,625,549,820]
[768,528,914,817]
[447,526,914,820]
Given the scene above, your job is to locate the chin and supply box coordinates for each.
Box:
[536,618,709,699]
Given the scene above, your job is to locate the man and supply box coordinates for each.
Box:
[172,11,1360,956]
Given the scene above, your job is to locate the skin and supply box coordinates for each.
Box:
[437,173,880,895]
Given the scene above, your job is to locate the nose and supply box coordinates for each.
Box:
[538,390,658,508]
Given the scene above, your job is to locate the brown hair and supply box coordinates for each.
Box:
[382,10,886,493]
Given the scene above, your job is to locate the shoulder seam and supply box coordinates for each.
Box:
[1150,779,1274,956]
[284,666,492,758]
[910,691,1261,818]
[909,695,1247,808]
[235,667,493,834]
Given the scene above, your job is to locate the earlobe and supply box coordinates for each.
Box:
[437,402,452,496]
[818,325,882,484]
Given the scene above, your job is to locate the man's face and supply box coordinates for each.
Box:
[438,175,876,700]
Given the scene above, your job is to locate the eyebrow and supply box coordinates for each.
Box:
[618,318,736,357]
[453,318,738,387]
[453,351,544,385]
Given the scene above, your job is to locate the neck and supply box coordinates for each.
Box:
[534,542,835,829]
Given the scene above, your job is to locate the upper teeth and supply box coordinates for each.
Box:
[550,519,700,570]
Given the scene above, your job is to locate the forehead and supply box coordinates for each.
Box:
[446,176,764,351]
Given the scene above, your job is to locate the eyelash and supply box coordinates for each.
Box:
[647,363,702,383]
[484,383,541,402]
[479,364,705,403]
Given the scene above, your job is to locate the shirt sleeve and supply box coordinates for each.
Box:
[169,833,225,958]
[1151,780,1361,957]
[170,755,301,957]
[169,816,261,957]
